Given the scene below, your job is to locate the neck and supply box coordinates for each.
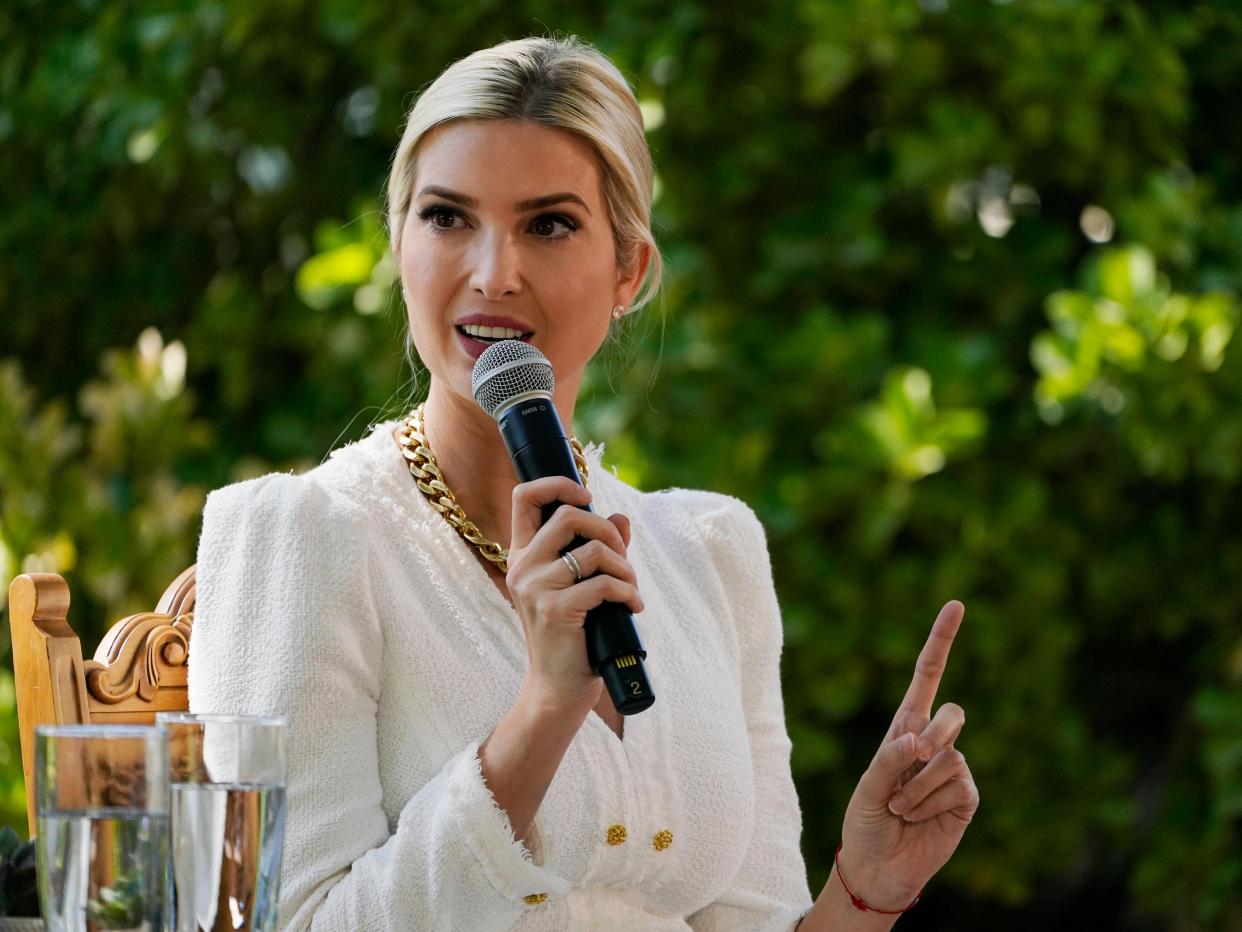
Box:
[420,379,581,548]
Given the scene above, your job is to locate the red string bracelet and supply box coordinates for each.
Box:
[833,844,923,914]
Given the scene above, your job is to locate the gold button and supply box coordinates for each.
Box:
[524,893,548,905]
[606,823,628,846]
[652,829,673,851]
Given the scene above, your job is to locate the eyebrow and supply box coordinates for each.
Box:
[416,186,592,216]
[516,192,592,215]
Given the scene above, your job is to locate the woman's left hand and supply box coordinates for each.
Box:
[837,600,979,910]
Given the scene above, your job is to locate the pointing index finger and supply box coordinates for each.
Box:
[897,600,965,722]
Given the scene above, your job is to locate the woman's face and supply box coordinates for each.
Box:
[398,119,646,410]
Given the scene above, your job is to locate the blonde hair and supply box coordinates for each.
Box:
[384,35,662,310]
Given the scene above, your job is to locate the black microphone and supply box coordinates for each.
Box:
[471,340,655,715]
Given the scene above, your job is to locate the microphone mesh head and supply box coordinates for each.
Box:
[471,340,555,418]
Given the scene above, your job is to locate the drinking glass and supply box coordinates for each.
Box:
[156,714,288,932]
[36,724,170,932]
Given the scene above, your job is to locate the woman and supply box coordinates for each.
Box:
[190,35,978,931]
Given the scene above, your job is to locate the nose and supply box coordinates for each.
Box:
[468,230,522,300]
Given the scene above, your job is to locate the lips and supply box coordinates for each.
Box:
[453,314,535,361]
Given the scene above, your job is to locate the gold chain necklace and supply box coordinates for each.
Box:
[397,404,589,574]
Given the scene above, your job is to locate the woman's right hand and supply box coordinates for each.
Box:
[506,476,643,713]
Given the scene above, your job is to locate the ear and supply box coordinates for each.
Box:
[615,242,653,308]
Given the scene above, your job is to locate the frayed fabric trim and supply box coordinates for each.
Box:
[446,740,572,902]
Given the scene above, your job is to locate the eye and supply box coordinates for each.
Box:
[416,205,466,233]
[529,213,578,239]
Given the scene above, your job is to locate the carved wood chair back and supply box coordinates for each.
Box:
[6,566,195,834]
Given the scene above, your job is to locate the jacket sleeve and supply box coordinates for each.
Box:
[189,473,569,932]
[683,494,814,932]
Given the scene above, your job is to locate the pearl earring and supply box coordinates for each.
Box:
[610,304,627,320]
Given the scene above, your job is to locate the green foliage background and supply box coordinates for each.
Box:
[2,1,1241,928]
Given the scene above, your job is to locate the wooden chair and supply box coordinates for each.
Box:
[7,566,196,834]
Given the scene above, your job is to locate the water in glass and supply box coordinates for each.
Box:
[169,782,286,932]
[38,808,169,932]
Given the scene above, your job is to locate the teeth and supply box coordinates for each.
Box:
[461,324,527,340]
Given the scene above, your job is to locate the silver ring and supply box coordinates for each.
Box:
[561,551,583,584]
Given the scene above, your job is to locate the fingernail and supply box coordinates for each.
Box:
[888,796,907,815]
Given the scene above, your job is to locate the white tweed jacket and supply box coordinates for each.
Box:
[189,420,813,931]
